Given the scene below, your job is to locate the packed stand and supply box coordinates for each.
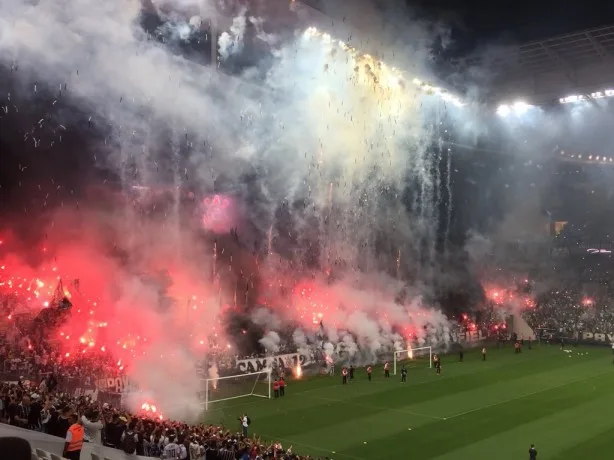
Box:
[0,311,122,382]
[0,378,323,460]
[523,288,614,336]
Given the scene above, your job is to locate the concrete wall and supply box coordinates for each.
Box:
[0,424,150,460]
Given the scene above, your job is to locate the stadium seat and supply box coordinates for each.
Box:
[50,454,64,460]
[91,454,101,460]
[32,453,39,460]
[36,449,49,458]
[0,437,32,460]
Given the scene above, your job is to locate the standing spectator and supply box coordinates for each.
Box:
[81,409,104,445]
[162,434,186,459]
[28,394,42,431]
[13,395,31,428]
[63,413,84,460]
[239,414,249,437]
[189,436,201,460]
[103,413,120,447]
[121,420,139,454]
[50,406,72,438]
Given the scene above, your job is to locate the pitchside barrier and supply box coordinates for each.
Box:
[0,423,149,460]
[536,329,614,346]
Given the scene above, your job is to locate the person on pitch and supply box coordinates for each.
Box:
[366,365,372,381]
[279,377,286,397]
[273,379,280,398]
[529,443,537,460]
[482,347,487,361]
[342,367,348,384]
[401,365,407,383]
[349,364,355,381]
[384,361,390,378]
[459,346,464,362]
[433,354,441,375]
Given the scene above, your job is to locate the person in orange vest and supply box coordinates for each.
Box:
[366,365,372,381]
[384,361,390,378]
[279,377,286,397]
[342,367,348,384]
[273,379,280,398]
[63,413,84,460]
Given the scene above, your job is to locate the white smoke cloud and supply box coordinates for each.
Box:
[0,0,463,417]
[218,8,247,61]
[251,308,283,330]
[259,330,281,353]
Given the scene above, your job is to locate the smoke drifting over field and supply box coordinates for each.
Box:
[0,0,486,418]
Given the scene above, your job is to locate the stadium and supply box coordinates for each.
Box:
[1,1,614,459]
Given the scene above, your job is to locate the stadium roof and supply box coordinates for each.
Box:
[453,24,614,104]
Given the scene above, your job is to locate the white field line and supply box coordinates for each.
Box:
[443,369,614,420]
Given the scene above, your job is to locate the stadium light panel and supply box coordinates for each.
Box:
[560,89,614,104]
[496,104,511,117]
[512,101,530,114]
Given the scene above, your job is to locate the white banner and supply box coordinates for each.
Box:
[235,352,313,374]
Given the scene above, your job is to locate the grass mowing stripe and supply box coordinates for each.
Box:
[284,352,603,428]
[202,346,613,459]
[430,389,614,460]
[268,353,611,456]
[342,364,614,459]
[547,425,614,460]
[206,346,584,420]
[337,348,601,412]
[303,394,446,420]
[445,368,614,420]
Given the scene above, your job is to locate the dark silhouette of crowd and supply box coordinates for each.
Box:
[1,379,323,460]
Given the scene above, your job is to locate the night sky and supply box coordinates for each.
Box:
[413,0,614,54]
[2,0,614,220]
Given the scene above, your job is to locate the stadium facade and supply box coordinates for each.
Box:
[453,24,614,105]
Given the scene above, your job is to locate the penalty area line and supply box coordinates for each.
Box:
[443,369,614,420]
[258,433,366,460]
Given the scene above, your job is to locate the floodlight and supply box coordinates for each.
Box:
[496,104,511,117]
[560,95,583,104]
[512,101,530,114]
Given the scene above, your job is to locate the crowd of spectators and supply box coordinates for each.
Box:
[0,312,122,383]
[0,378,322,460]
[523,288,614,336]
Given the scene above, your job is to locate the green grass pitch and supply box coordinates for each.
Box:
[204,345,614,459]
